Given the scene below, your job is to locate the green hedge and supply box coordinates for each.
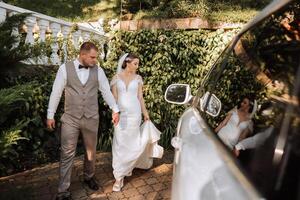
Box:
[100,29,237,148]
[0,79,60,176]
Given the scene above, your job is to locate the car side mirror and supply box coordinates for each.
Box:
[164,84,192,105]
[200,92,221,117]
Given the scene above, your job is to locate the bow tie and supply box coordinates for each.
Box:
[79,64,89,69]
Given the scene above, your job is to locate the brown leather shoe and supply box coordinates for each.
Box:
[84,176,99,190]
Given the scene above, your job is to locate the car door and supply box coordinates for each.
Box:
[167,0,298,199]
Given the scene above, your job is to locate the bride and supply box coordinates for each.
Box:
[215,96,257,150]
[110,53,151,191]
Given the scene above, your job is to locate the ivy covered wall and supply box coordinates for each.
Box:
[100,29,237,148]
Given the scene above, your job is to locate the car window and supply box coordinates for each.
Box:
[202,2,300,199]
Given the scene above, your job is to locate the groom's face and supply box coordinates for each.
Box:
[80,49,98,67]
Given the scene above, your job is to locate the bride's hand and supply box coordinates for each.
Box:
[144,113,150,121]
[112,112,119,125]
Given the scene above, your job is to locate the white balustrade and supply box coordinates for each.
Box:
[62,26,71,62]
[0,7,6,22]
[0,1,106,65]
[82,31,90,41]
[8,11,20,48]
[24,16,36,44]
[37,19,49,42]
[73,29,81,49]
[50,22,61,65]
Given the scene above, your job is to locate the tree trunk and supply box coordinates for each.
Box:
[234,40,274,89]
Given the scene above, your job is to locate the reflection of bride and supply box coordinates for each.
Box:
[215,97,257,150]
[110,53,163,192]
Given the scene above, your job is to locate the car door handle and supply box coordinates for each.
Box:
[171,136,183,165]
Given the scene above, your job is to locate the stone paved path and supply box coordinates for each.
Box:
[0,151,173,200]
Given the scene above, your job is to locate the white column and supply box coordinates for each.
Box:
[8,11,20,48]
[97,18,105,35]
[37,19,49,42]
[72,29,81,49]
[36,19,49,64]
[50,22,61,65]
[62,26,71,62]
[100,43,105,60]
[0,8,6,23]
[82,31,90,42]
[25,16,36,44]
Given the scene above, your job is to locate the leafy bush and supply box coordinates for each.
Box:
[133,0,271,23]
[0,75,61,176]
[0,120,29,175]
[0,13,44,71]
[4,0,271,23]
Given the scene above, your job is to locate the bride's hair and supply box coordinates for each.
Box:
[122,53,139,69]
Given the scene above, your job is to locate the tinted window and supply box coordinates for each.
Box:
[203,2,300,199]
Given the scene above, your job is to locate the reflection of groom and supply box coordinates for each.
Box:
[46,42,119,200]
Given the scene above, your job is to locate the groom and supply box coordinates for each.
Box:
[46,42,119,200]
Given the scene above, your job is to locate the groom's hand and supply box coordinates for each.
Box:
[47,119,56,131]
[112,112,119,125]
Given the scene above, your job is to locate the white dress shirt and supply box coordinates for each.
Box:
[47,59,119,119]
[235,126,274,150]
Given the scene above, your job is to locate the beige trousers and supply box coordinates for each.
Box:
[58,113,99,194]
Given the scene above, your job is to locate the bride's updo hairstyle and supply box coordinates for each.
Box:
[237,95,255,114]
[122,53,139,69]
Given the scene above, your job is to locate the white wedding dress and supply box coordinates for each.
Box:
[217,108,253,150]
[111,74,162,180]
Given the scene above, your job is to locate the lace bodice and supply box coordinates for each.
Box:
[218,108,253,149]
[110,74,143,114]
[110,74,143,94]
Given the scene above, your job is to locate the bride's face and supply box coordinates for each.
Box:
[240,98,250,111]
[126,58,139,72]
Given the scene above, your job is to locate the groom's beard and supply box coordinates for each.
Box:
[82,61,96,68]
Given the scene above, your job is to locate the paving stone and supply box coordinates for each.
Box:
[145,177,158,185]
[122,182,133,191]
[70,182,83,191]
[95,167,105,174]
[89,192,108,200]
[145,191,159,200]
[102,183,113,194]
[128,194,144,200]
[123,188,140,198]
[140,172,153,179]
[159,188,171,199]
[0,151,173,200]
[32,186,51,195]
[152,183,167,192]
[85,185,104,195]
[107,191,124,199]
[72,189,88,199]
[131,179,146,188]
[136,185,154,194]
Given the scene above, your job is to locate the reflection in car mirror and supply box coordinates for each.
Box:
[200,92,222,117]
[164,84,192,105]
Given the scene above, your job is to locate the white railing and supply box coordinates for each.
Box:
[0,2,106,65]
